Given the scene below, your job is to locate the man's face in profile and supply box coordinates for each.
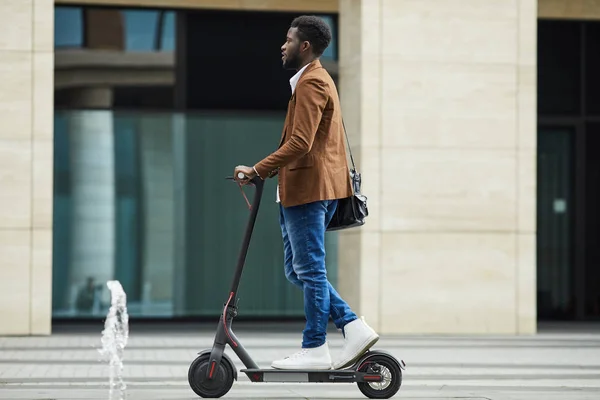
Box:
[281,27,303,70]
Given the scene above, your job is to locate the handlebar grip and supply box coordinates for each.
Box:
[225,175,263,187]
[237,172,246,180]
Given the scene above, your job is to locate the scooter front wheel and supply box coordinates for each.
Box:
[188,353,235,398]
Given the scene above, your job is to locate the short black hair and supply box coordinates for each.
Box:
[290,15,332,57]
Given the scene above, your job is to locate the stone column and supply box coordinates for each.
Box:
[0,0,54,335]
[338,0,537,334]
[66,99,116,304]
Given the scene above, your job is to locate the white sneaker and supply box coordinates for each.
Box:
[332,317,379,370]
[271,342,332,370]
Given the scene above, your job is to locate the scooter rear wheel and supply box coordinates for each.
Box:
[356,354,402,399]
[188,353,234,398]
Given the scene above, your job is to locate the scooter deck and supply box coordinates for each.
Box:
[241,368,383,383]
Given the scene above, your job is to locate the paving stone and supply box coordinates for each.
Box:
[0,325,599,399]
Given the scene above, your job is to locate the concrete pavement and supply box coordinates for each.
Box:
[1,322,599,399]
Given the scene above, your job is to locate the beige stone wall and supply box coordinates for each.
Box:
[0,0,54,335]
[338,0,537,334]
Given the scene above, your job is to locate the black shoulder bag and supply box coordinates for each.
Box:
[326,120,369,231]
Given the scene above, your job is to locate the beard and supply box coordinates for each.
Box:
[282,50,301,70]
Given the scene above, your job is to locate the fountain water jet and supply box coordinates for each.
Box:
[98,280,129,400]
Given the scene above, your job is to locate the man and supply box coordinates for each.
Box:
[233,15,378,370]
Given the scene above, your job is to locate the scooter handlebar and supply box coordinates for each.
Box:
[225,175,264,187]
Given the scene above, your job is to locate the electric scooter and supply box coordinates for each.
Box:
[187,174,405,399]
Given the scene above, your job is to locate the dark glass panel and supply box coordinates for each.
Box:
[185,10,338,111]
[585,23,600,115]
[537,126,575,319]
[585,123,600,317]
[538,20,581,116]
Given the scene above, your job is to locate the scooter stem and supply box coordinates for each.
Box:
[205,176,265,380]
[228,175,265,296]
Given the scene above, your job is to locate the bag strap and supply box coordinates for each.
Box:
[341,119,356,171]
[333,80,356,171]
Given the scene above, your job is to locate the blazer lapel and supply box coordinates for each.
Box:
[277,60,322,148]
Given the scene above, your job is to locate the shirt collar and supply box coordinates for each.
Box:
[289,62,311,94]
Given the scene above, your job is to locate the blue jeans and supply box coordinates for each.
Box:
[279,199,358,348]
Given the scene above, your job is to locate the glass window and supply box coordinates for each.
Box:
[184,10,339,111]
[538,20,581,116]
[536,126,575,319]
[53,6,342,320]
[51,110,339,319]
[122,9,177,52]
[160,11,176,51]
[54,6,179,111]
[55,7,84,48]
[123,10,160,51]
[585,22,600,115]
[55,6,177,53]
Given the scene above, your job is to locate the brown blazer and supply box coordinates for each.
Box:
[254,60,353,208]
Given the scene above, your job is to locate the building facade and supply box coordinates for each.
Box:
[0,0,598,336]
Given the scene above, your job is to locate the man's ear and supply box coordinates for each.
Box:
[301,41,311,53]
